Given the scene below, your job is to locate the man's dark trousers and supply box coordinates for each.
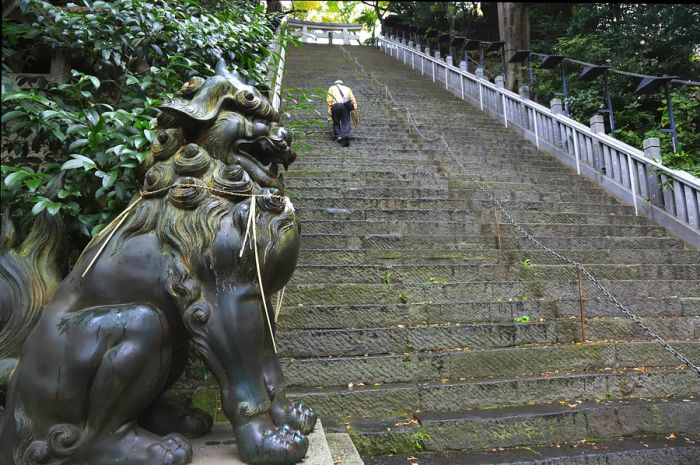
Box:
[331,102,351,140]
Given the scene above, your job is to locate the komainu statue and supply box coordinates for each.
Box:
[0,60,316,465]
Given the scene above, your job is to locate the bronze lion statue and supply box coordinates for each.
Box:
[0,60,316,465]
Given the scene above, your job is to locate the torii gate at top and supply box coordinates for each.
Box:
[287,19,363,45]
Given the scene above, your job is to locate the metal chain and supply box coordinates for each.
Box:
[338,45,700,376]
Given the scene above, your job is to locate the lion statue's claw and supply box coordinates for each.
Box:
[271,400,317,435]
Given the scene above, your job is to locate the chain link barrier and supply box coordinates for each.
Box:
[338,45,700,376]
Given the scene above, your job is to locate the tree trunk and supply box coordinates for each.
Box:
[266,0,282,13]
[497,2,529,91]
[48,49,71,84]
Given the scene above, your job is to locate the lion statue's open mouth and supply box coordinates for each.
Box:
[156,60,297,192]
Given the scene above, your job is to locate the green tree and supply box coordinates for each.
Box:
[1,0,295,246]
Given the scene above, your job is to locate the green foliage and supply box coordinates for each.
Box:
[1,0,291,244]
[414,429,430,452]
[427,276,448,285]
[381,270,391,284]
[528,4,700,175]
[520,258,532,271]
[398,292,409,304]
[281,86,326,153]
[292,1,362,23]
[354,7,379,45]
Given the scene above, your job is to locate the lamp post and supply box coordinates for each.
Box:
[634,75,679,152]
[509,50,533,96]
[538,55,568,115]
[579,64,615,136]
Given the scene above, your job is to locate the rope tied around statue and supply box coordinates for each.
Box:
[81,181,290,353]
[338,44,700,376]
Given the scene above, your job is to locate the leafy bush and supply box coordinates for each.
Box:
[2,0,292,245]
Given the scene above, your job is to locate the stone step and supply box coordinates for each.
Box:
[283,281,700,306]
[278,341,700,388]
[292,263,507,282]
[288,368,699,418]
[300,219,480,235]
[348,397,700,455]
[298,208,481,223]
[290,263,700,284]
[291,151,561,166]
[362,438,700,465]
[293,197,637,215]
[277,297,700,331]
[288,186,621,204]
[297,248,700,265]
[297,207,654,227]
[297,233,686,251]
[485,223,669,238]
[298,233,489,250]
[289,169,602,187]
[416,397,700,452]
[276,317,700,358]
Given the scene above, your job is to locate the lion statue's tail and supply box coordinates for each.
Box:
[0,209,65,401]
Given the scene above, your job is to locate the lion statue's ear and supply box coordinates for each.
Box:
[215,58,251,87]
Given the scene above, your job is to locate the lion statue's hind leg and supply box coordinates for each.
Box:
[1,303,192,465]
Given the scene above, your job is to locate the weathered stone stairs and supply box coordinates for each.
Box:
[275,43,700,464]
[243,42,700,464]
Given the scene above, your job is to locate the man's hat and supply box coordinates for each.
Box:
[334,80,343,85]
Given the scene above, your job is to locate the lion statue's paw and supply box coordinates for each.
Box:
[271,400,317,435]
[237,417,309,465]
[76,428,193,465]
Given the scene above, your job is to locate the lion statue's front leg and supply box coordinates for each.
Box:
[187,286,308,464]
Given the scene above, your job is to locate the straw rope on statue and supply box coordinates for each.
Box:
[81,182,292,354]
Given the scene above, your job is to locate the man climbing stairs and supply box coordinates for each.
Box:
[277,43,700,464]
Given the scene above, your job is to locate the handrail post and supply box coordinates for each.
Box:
[578,267,586,343]
[572,126,581,175]
[496,75,507,128]
[590,115,606,173]
[627,153,639,216]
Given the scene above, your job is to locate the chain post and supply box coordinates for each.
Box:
[441,139,447,174]
[494,207,503,252]
[578,266,586,343]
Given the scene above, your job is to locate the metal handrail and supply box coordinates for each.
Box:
[379,35,700,246]
[382,37,699,187]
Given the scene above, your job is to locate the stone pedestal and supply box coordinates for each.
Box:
[191,420,335,465]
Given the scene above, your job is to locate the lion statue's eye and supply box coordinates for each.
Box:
[178,76,205,97]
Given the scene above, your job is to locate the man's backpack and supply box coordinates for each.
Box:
[335,84,355,112]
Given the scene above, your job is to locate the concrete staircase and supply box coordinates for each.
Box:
[275,43,700,463]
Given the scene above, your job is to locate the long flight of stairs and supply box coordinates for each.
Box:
[276,44,700,464]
